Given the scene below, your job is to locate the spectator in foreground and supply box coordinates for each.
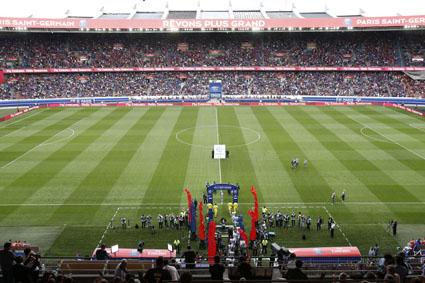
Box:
[284,259,308,282]
[0,242,16,283]
[95,244,110,260]
[183,246,196,269]
[114,259,128,281]
[12,256,32,283]
[209,255,225,281]
[144,256,171,283]
[180,272,192,283]
[237,256,252,280]
[163,259,180,281]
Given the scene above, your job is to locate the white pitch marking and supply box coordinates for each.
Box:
[215,107,222,183]
[175,125,261,149]
[96,207,120,249]
[1,128,76,169]
[360,127,393,144]
[364,126,425,160]
[323,206,352,246]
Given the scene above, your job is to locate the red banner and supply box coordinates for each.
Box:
[184,188,192,225]
[207,221,216,264]
[4,66,425,74]
[0,70,4,84]
[199,202,206,241]
[0,15,425,30]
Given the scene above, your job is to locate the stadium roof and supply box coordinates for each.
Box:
[1,0,425,19]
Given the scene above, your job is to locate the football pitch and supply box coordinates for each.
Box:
[0,105,424,257]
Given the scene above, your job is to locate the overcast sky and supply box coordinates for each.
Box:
[1,0,425,18]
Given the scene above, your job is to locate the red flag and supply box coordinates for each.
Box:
[248,209,257,241]
[250,186,259,221]
[207,221,216,264]
[199,202,205,240]
[0,70,4,84]
[184,188,192,224]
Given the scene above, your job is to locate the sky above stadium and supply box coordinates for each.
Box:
[1,0,425,18]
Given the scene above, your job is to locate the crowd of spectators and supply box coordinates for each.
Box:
[3,32,425,69]
[1,71,423,100]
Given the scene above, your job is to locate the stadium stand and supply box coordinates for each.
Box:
[166,11,197,19]
[132,12,163,19]
[98,13,130,19]
[266,11,299,18]
[299,12,332,18]
[233,11,264,19]
[200,11,229,19]
[1,72,423,100]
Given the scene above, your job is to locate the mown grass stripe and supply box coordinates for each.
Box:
[13,108,131,206]
[252,107,333,203]
[331,107,425,199]
[0,108,107,202]
[299,107,421,204]
[235,107,303,203]
[143,107,199,203]
[102,108,182,205]
[218,107,262,203]
[60,107,164,205]
[268,107,382,204]
[180,107,221,204]
[0,108,87,167]
[345,107,425,171]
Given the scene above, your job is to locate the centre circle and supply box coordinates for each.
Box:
[175,125,261,148]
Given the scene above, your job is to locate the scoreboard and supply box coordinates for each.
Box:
[209,80,222,99]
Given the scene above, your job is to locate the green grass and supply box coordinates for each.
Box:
[0,106,424,257]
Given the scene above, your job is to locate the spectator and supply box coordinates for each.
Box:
[237,256,252,280]
[144,256,172,283]
[12,256,32,283]
[23,247,41,283]
[114,259,128,282]
[163,259,180,282]
[284,259,308,282]
[179,272,192,283]
[394,255,409,283]
[183,246,196,269]
[0,242,16,283]
[209,255,225,281]
[95,244,110,260]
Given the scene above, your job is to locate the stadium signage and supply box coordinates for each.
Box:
[1,15,425,31]
[4,66,425,74]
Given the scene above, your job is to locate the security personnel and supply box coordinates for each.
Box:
[227,202,233,214]
[213,203,218,218]
[232,202,238,214]
[173,239,181,255]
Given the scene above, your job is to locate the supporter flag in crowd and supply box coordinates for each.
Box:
[184,188,193,225]
[177,42,189,52]
[199,202,206,241]
[207,221,216,264]
[190,200,197,234]
[250,185,259,221]
[0,70,4,84]
[248,209,257,241]
[208,50,225,57]
[412,55,424,62]
[241,42,254,50]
